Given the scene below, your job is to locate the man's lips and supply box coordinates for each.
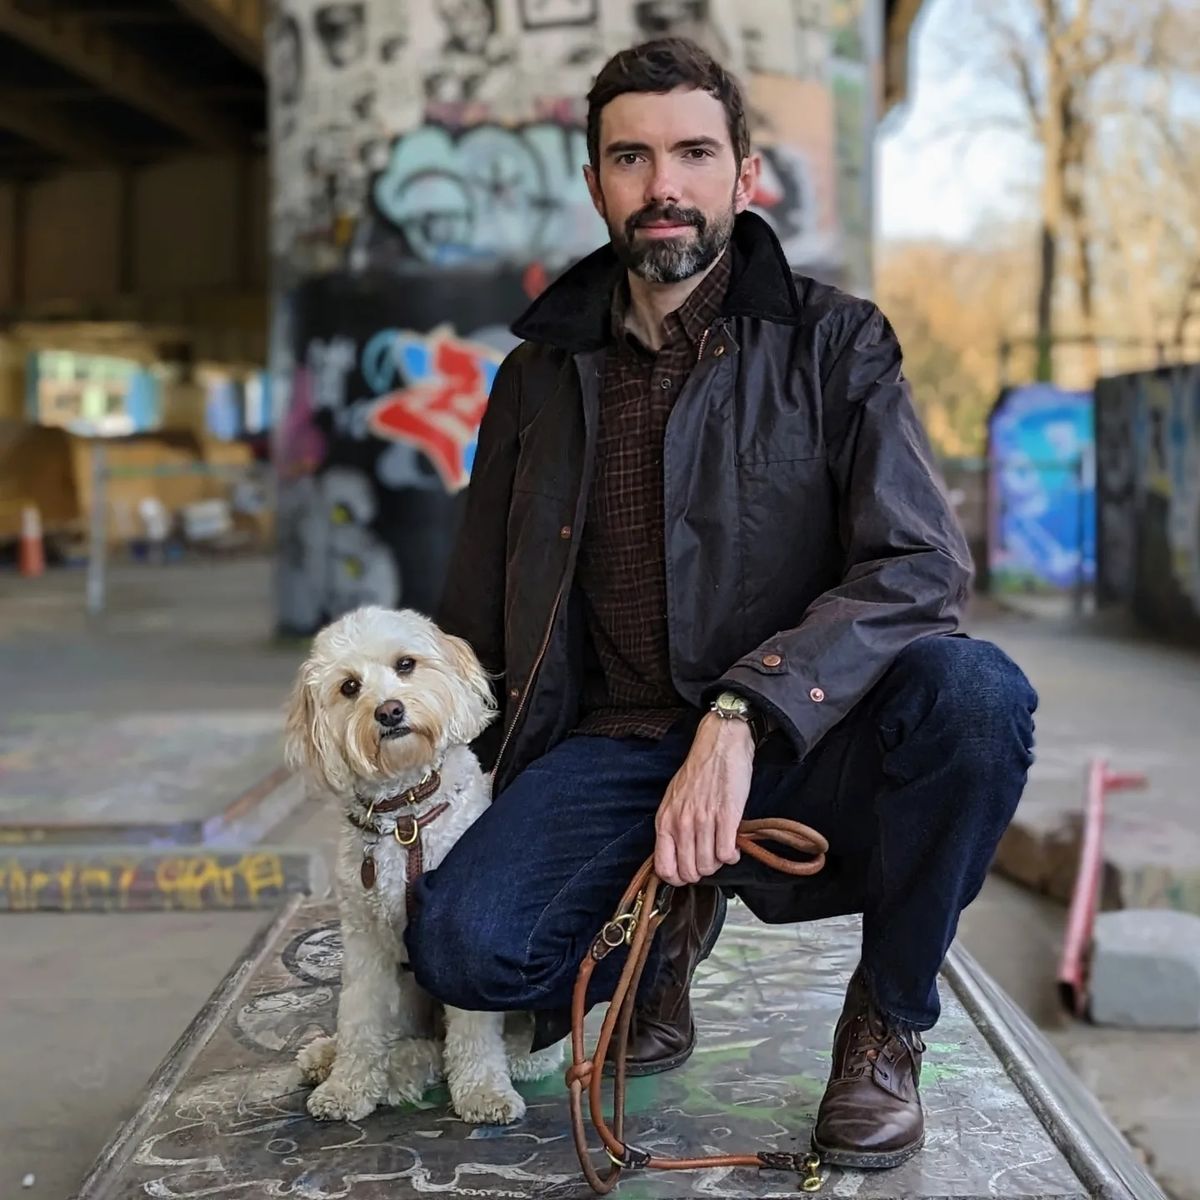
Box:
[635,222,696,238]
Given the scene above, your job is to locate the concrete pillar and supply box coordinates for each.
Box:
[266,0,884,635]
[0,337,27,423]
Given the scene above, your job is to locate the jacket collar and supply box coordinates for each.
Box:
[510,210,801,353]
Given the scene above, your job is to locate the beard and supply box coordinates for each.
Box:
[608,197,735,284]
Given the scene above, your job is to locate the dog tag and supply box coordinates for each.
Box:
[360,854,377,889]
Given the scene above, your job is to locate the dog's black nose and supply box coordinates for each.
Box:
[374,699,406,728]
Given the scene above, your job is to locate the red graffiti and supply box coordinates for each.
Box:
[367,335,492,491]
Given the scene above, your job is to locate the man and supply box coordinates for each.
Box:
[409,37,1036,1170]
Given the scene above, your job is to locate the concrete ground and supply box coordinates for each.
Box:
[0,558,1197,1198]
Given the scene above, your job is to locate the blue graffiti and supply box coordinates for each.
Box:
[989,384,1096,591]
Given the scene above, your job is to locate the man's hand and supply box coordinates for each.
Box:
[655,713,754,886]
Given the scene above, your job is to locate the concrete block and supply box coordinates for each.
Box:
[993,796,1081,902]
[1090,909,1200,1029]
[1102,815,1200,917]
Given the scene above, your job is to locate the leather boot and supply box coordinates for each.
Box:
[606,884,726,1077]
[811,967,926,1169]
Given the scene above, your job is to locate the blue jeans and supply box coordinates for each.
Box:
[407,635,1036,1031]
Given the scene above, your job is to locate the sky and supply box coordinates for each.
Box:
[877,0,1042,242]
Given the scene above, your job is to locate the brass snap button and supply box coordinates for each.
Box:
[810,687,825,703]
[508,686,520,700]
[714,345,726,357]
[762,653,782,668]
[559,525,571,539]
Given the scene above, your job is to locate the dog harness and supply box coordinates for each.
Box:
[347,770,447,910]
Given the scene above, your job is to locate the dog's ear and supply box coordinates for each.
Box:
[284,671,350,794]
[283,674,316,777]
[441,632,499,740]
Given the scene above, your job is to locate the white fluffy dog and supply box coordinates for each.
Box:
[285,605,561,1125]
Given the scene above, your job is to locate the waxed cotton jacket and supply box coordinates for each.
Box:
[437,212,973,803]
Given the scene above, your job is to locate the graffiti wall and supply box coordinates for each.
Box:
[267,0,883,633]
[987,385,1096,593]
[1095,367,1200,643]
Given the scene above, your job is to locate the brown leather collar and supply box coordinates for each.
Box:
[349,768,441,831]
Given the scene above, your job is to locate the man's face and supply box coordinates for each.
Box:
[584,86,759,284]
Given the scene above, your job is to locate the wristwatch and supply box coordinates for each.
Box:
[709,690,768,746]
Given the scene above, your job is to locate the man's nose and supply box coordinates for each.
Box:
[374,699,406,728]
[645,163,682,207]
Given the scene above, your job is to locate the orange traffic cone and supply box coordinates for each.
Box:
[18,504,45,577]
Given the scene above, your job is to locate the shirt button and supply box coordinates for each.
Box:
[810,687,825,703]
[762,653,782,668]
[660,378,671,389]
[559,525,572,539]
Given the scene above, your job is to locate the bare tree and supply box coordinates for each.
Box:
[934,0,1188,381]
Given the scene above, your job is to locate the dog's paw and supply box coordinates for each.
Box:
[296,1035,337,1086]
[385,1038,443,1106]
[451,1076,526,1125]
[507,1038,564,1082]
[306,1076,378,1122]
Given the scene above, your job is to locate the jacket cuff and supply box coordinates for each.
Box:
[701,654,834,761]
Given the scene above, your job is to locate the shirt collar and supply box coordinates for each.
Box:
[609,246,733,351]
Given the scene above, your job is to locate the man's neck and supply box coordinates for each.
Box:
[623,255,723,351]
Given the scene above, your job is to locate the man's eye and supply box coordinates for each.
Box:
[340,679,361,698]
[687,147,712,159]
[395,657,416,674]
[617,153,642,166]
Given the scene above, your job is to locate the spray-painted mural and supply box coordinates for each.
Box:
[987,385,1096,593]
[267,0,882,633]
[1095,367,1200,643]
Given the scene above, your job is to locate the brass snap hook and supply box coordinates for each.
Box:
[394,820,419,846]
[800,1152,822,1192]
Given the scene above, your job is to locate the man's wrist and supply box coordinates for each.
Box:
[699,709,755,751]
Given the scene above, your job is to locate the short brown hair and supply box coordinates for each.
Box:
[586,38,750,169]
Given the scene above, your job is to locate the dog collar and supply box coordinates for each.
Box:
[352,768,441,826]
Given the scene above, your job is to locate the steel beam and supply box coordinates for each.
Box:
[170,0,263,68]
[0,0,245,151]
[0,89,114,164]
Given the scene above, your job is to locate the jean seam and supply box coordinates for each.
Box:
[518,814,657,995]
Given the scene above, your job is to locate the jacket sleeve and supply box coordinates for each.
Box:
[435,350,522,770]
[704,301,973,759]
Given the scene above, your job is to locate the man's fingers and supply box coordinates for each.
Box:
[656,830,681,887]
[716,811,741,865]
[694,819,720,878]
[674,820,701,884]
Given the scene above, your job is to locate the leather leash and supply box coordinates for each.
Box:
[566,817,830,1195]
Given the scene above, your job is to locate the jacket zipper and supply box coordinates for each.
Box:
[491,577,566,785]
[696,326,712,363]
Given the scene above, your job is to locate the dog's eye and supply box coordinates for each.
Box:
[340,679,361,698]
[395,657,416,675]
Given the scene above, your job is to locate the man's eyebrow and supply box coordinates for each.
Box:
[604,136,724,156]
[604,140,652,157]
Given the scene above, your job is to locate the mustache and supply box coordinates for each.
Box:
[625,204,706,236]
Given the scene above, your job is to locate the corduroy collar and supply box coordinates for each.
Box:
[510,211,802,354]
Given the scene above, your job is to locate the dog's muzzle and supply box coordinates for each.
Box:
[375,699,410,740]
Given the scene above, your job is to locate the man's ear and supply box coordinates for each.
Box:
[583,162,607,222]
[733,151,762,214]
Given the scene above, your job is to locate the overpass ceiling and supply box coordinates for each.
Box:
[0,0,264,179]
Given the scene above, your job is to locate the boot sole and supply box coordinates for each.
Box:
[602,1036,695,1078]
[810,1131,924,1170]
